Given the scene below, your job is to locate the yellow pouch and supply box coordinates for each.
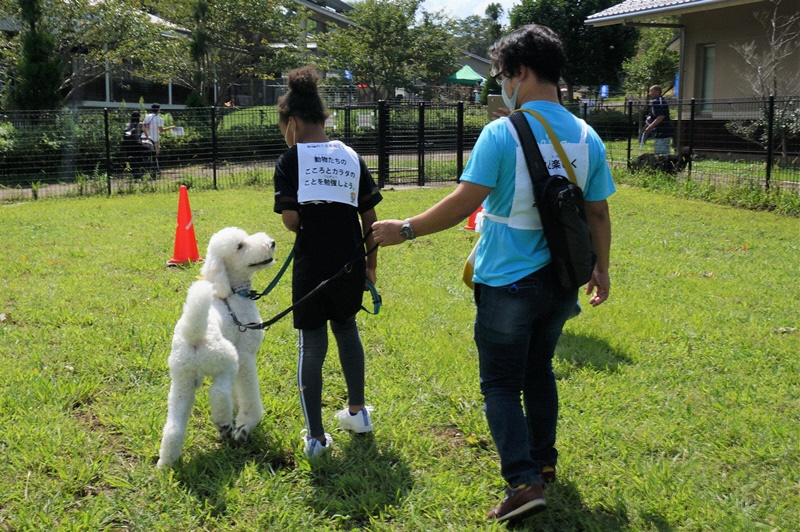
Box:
[462,240,478,289]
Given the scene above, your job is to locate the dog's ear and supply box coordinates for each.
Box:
[200,228,242,299]
[200,253,231,298]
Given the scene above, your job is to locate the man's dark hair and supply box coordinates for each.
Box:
[151,103,160,112]
[489,24,566,86]
[277,66,329,125]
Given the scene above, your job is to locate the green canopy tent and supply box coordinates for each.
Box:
[444,65,485,86]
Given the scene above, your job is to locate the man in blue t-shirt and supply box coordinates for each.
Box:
[372,24,614,524]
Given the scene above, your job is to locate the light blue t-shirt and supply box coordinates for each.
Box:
[460,101,616,287]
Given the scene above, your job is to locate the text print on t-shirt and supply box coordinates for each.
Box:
[297,141,361,207]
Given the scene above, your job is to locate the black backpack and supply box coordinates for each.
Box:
[509,111,596,290]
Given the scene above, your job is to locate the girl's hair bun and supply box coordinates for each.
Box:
[287,67,319,96]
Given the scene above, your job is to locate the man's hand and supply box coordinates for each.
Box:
[586,269,610,307]
[371,219,405,247]
[492,106,511,120]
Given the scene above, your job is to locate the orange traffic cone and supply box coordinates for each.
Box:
[166,185,203,266]
[463,206,483,231]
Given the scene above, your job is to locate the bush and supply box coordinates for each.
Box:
[612,167,800,216]
[584,108,633,141]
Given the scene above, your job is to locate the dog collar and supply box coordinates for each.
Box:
[231,283,251,298]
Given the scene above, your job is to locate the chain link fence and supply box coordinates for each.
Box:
[1,96,798,201]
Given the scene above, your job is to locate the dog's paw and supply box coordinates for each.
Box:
[217,423,234,440]
[232,424,250,444]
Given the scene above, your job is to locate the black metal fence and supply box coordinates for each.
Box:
[0,103,486,200]
[571,95,800,191]
[1,96,798,201]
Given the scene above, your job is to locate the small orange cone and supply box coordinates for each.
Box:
[166,185,203,266]
[463,206,483,231]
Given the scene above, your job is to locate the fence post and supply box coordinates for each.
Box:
[689,98,696,176]
[582,102,588,120]
[211,106,218,189]
[344,105,352,146]
[417,102,425,186]
[456,101,464,180]
[765,94,774,190]
[103,108,112,196]
[626,101,633,169]
[377,100,388,188]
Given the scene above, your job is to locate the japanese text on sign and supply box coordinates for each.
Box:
[297,141,361,207]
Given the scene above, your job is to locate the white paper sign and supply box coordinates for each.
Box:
[171,126,185,136]
[297,141,360,207]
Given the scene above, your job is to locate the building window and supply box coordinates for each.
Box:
[700,44,715,112]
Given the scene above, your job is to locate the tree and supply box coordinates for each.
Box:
[187,0,211,105]
[452,4,505,58]
[727,0,800,163]
[0,0,305,108]
[153,0,305,106]
[509,0,638,101]
[4,0,63,109]
[413,11,460,88]
[484,3,504,44]
[731,0,800,99]
[452,15,492,57]
[0,0,173,105]
[317,0,458,101]
[621,26,680,98]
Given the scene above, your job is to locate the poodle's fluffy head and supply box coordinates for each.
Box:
[200,227,276,298]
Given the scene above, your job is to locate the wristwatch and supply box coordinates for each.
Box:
[400,218,415,241]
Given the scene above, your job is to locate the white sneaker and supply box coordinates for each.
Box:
[335,406,374,433]
[301,430,333,459]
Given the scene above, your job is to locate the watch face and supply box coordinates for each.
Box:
[400,225,413,240]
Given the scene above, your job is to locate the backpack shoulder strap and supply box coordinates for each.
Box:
[508,111,550,187]
[516,108,578,185]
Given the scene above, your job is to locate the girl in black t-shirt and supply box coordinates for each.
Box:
[273,66,382,460]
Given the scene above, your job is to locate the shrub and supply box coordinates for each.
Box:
[612,167,800,216]
[584,108,633,141]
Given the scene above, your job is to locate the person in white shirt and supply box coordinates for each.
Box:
[143,103,176,172]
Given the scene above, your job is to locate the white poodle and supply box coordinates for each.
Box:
[157,227,276,468]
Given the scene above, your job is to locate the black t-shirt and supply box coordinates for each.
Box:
[649,96,672,138]
[273,142,382,329]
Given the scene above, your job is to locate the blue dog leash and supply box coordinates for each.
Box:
[229,232,382,331]
[362,279,382,315]
[237,248,295,300]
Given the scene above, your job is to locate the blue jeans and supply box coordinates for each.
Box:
[474,265,576,487]
[653,137,671,154]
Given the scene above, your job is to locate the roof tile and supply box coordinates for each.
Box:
[586,0,701,20]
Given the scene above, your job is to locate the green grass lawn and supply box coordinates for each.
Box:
[1,186,798,530]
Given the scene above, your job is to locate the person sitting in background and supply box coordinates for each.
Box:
[121,111,151,179]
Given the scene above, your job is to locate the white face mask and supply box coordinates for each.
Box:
[283,119,296,147]
[501,77,521,111]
